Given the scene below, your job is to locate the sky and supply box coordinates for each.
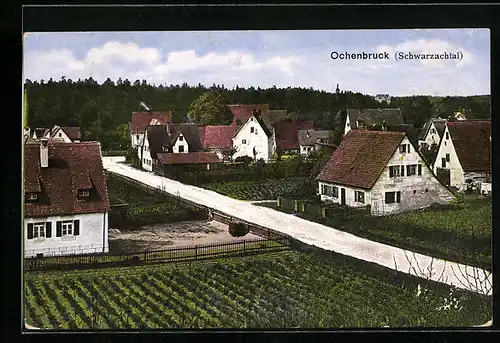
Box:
[23,29,490,96]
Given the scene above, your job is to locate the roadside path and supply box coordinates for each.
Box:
[103,157,492,295]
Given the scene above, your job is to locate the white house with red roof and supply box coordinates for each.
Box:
[23,139,110,257]
[317,130,453,216]
[232,111,275,161]
[433,120,491,192]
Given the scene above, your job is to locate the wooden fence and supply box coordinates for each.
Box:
[25,237,291,272]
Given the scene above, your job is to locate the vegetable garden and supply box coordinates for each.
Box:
[24,250,491,329]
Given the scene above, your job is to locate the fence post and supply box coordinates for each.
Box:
[301,201,306,213]
[195,245,198,260]
[321,207,326,218]
[277,196,281,208]
[243,240,246,254]
[294,200,299,212]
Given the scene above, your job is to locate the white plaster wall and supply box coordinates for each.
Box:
[232,116,271,161]
[433,126,464,188]
[172,134,189,153]
[344,115,351,135]
[319,181,372,208]
[422,122,442,147]
[24,212,108,257]
[371,136,453,215]
[52,128,72,143]
[141,132,153,171]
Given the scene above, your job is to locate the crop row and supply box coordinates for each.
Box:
[24,251,492,329]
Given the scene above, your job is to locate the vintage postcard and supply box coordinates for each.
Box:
[22,28,492,329]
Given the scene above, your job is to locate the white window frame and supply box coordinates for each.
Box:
[27,192,38,200]
[78,189,89,197]
[33,222,46,239]
[62,221,73,236]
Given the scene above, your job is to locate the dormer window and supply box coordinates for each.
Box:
[26,192,38,201]
[78,189,90,197]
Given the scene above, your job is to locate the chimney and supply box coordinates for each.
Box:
[40,138,49,168]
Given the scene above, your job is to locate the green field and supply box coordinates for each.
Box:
[24,251,491,329]
[257,196,491,269]
[201,178,317,201]
[107,174,205,226]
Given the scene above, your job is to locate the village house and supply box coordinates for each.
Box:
[24,139,110,257]
[129,111,172,151]
[298,129,335,156]
[418,118,447,150]
[316,130,454,216]
[374,94,391,104]
[141,123,202,171]
[433,120,491,193]
[273,120,315,156]
[32,128,50,140]
[343,108,405,136]
[28,125,82,142]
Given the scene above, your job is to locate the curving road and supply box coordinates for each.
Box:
[103,157,492,295]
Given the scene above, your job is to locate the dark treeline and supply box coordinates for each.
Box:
[24,77,490,150]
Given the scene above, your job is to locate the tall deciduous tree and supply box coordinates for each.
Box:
[187,90,233,125]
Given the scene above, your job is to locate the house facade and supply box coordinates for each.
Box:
[433,120,491,191]
[343,108,404,136]
[49,126,82,142]
[298,130,335,156]
[317,131,453,216]
[374,94,391,104]
[24,139,110,257]
[232,113,274,161]
[418,118,447,149]
[273,120,315,155]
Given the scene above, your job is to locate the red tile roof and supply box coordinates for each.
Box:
[228,104,269,124]
[24,141,110,218]
[130,111,172,133]
[157,152,222,165]
[274,120,315,150]
[316,130,406,189]
[446,120,491,172]
[199,125,239,149]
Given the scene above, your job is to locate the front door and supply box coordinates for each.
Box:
[341,188,346,205]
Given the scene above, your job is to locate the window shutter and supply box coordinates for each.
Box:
[45,222,52,238]
[396,191,401,203]
[389,167,394,178]
[56,222,62,237]
[27,223,34,239]
[418,164,422,176]
[407,145,411,153]
[406,165,410,176]
[401,165,405,176]
[74,220,80,235]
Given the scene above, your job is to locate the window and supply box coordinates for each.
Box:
[26,192,38,201]
[446,153,450,162]
[321,184,332,197]
[78,189,89,197]
[178,145,185,153]
[445,132,449,140]
[58,132,62,137]
[136,134,140,140]
[254,129,257,134]
[431,128,436,134]
[442,157,446,168]
[385,191,401,204]
[399,144,407,153]
[356,119,363,128]
[250,127,254,133]
[389,166,401,178]
[143,158,146,164]
[56,220,80,237]
[418,164,422,176]
[406,164,417,176]
[331,186,338,198]
[179,136,184,141]
[27,222,52,239]
[355,191,364,204]
[242,139,247,144]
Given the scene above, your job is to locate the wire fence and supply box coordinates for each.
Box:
[24,237,292,272]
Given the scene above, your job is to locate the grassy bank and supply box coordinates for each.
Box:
[256,196,491,269]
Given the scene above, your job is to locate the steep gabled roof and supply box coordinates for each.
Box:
[169,124,202,152]
[146,125,170,159]
[316,130,406,189]
[274,120,315,150]
[33,128,49,138]
[199,125,239,149]
[24,142,110,218]
[58,127,82,140]
[228,104,270,124]
[298,130,334,146]
[446,120,491,172]
[347,108,404,128]
[419,118,447,140]
[157,152,222,165]
[131,111,172,133]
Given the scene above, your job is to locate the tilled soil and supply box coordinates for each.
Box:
[108,220,262,253]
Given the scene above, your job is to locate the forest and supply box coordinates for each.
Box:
[24,77,491,150]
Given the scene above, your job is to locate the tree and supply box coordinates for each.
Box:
[228,222,249,237]
[187,90,233,125]
[419,143,438,167]
[220,147,237,161]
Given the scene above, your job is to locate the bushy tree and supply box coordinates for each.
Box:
[187,90,233,125]
[228,222,249,237]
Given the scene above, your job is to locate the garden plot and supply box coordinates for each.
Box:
[108,220,262,253]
